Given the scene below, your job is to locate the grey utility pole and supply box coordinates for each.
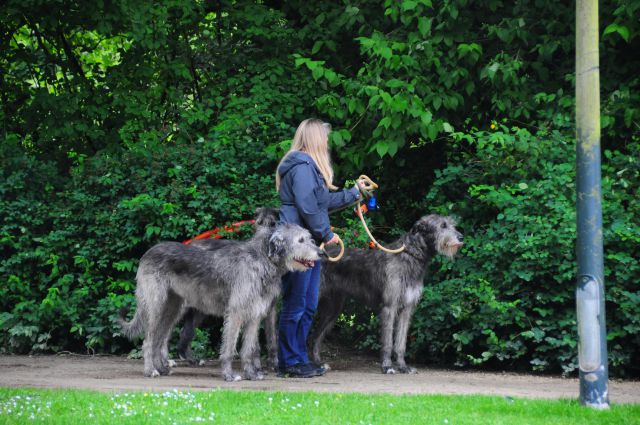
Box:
[575,0,609,409]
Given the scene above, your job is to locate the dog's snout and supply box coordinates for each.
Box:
[457,234,464,243]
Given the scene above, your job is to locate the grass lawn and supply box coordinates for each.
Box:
[0,387,638,424]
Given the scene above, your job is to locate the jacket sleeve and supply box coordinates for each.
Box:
[291,165,334,243]
[327,186,360,212]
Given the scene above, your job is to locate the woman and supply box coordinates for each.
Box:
[276,118,362,378]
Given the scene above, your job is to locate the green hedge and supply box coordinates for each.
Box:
[1,0,639,377]
[405,126,639,376]
[0,125,281,354]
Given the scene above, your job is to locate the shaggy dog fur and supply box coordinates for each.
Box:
[176,207,280,368]
[309,214,463,374]
[118,222,319,381]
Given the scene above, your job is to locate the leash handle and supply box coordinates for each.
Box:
[320,235,345,262]
[357,174,378,195]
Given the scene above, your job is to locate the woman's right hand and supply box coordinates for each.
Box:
[325,234,340,246]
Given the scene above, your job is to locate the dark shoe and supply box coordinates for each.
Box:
[307,362,326,376]
[277,363,317,378]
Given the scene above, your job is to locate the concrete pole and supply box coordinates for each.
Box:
[575,0,609,409]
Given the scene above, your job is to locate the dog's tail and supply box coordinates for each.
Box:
[117,306,144,340]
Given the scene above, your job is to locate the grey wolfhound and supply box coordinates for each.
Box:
[310,214,463,374]
[118,222,319,381]
[177,207,280,367]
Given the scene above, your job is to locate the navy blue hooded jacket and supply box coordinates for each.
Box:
[278,151,360,243]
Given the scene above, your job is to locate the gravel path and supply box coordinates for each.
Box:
[1,355,638,404]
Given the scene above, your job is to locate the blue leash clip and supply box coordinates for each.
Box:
[367,195,379,211]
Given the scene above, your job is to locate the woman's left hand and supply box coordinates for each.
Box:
[325,234,340,246]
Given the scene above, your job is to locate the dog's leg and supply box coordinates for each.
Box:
[264,300,278,371]
[251,345,263,374]
[219,313,243,382]
[142,336,159,377]
[393,306,417,374]
[143,297,166,377]
[240,318,264,380]
[161,334,176,369]
[380,304,398,374]
[310,293,345,367]
[151,293,183,376]
[177,309,206,366]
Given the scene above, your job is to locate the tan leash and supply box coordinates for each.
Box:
[320,175,405,260]
[319,235,345,262]
[355,175,405,254]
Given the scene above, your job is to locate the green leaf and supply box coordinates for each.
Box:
[418,17,432,37]
[312,66,324,80]
[402,0,418,11]
[420,111,432,125]
[433,96,442,110]
[380,91,393,105]
[374,142,389,157]
[387,141,399,157]
[603,23,630,42]
[386,79,404,89]
[311,41,323,54]
[331,131,344,147]
[379,47,393,60]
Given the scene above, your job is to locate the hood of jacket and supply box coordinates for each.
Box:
[278,151,317,178]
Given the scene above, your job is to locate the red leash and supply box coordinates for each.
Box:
[182,220,256,244]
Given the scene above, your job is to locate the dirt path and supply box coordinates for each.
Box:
[1,355,638,404]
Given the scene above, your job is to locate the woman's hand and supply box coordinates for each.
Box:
[353,179,368,198]
[325,234,340,246]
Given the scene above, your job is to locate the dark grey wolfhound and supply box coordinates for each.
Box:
[310,214,463,374]
[118,222,319,381]
[177,207,280,368]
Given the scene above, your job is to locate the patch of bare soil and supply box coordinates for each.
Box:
[0,354,637,404]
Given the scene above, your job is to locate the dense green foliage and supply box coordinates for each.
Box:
[1,0,638,375]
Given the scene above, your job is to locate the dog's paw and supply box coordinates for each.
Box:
[266,357,278,371]
[198,359,206,367]
[223,373,242,382]
[167,359,177,368]
[145,369,161,378]
[157,366,171,376]
[322,363,332,372]
[246,371,265,381]
[397,365,417,374]
[382,366,396,374]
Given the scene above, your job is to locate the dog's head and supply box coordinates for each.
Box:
[268,223,321,271]
[410,214,463,259]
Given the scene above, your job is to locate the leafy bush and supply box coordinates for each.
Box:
[405,126,639,376]
[1,0,639,378]
[0,125,281,354]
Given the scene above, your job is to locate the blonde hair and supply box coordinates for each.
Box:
[276,118,337,191]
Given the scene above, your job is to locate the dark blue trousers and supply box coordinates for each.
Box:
[278,261,321,368]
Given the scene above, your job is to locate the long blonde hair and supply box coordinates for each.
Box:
[275,118,337,191]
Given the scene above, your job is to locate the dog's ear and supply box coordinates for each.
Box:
[410,217,430,235]
[268,228,286,259]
